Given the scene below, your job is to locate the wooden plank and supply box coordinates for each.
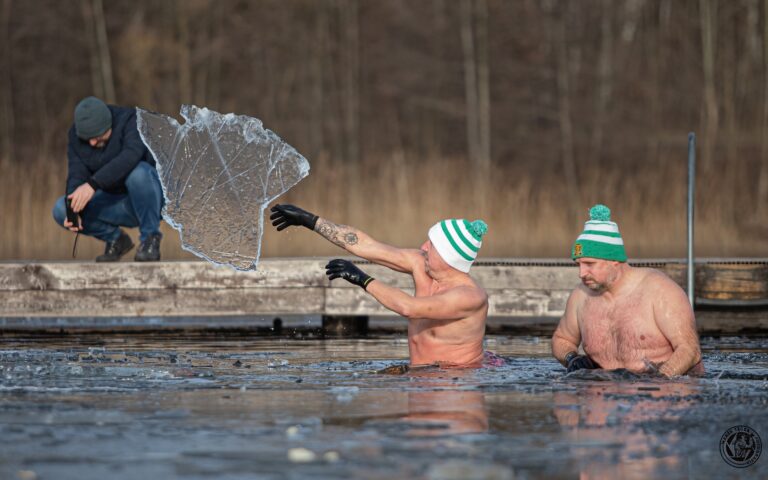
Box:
[0,259,328,291]
[663,263,768,300]
[0,287,325,317]
[0,259,765,319]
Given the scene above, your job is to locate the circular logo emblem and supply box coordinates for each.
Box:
[720,425,762,468]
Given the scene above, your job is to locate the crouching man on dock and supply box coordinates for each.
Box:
[552,205,703,377]
[270,204,490,368]
[52,96,163,262]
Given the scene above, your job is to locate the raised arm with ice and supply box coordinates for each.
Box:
[136,106,310,270]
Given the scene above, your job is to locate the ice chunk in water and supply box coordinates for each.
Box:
[136,106,310,270]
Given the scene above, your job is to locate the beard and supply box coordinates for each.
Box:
[582,277,607,292]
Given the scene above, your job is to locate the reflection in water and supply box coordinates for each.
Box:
[554,379,698,480]
[400,370,488,436]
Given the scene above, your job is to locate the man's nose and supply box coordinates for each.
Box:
[578,265,589,278]
[89,138,98,147]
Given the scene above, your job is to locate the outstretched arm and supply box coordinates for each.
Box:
[314,218,421,273]
[325,259,485,320]
[652,275,702,377]
[271,204,421,273]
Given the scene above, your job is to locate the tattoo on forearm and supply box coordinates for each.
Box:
[315,219,359,247]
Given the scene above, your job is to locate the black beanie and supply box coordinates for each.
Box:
[74,96,112,140]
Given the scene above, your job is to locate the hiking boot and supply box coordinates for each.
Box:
[135,233,162,262]
[95,231,134,262]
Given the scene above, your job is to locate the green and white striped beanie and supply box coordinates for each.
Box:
[428,219,488,273]
[571,204,627,262]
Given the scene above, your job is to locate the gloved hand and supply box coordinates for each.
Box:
[565,351,598,373]
[270,204,319,231]
[325,259,374,290]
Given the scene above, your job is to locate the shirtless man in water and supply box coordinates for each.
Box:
[552,205,702,377]
[270,204,489,367]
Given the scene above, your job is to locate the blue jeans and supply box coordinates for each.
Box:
[53,162,163,243]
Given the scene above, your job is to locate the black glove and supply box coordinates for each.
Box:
[565,351,598,373]
[270,204,319,231]
[325,259,374,290]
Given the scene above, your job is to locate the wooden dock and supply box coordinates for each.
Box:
[0,258,766,334]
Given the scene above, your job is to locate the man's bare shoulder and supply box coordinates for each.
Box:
[446,279,488,306]
[568,283,591,302]
[636,267,688,298]
[636,267,680,288]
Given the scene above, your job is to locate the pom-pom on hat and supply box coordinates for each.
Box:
[428,219,488,273]
[571,204,627,262]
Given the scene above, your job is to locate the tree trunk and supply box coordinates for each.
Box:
[91,0,115,103]
[81,0,103,100]
[592,0,613,165]
[207,4,223,109]
[476,0,491,197]
[554,8,581,219]
[723,10,737,218]
[192,0,214,107]
[460,0,479,166]
[460,0,491,212]
[340,0,359,167]
[176,0,192,104]
[0,0,13,164]
[758,0,768,216]
[308,3,327,158]
[699,0,718,172]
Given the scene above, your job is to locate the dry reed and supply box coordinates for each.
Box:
[1,150,766,262]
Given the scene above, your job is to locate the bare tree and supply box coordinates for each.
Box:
[175,0,192,104]
[552,4,581,219]
[699,0,718,171]
[309,3,328,158]
[759,0,768,216]
[0,0,13,164]
[592,0,613,165]
[340,0,359,167]
[460,0,491,211]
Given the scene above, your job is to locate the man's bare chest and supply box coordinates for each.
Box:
[579,295,668,352]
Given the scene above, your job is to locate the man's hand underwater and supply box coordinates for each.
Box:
[270,204,319,231]
[565,352,599,373]
[325,259,375,290]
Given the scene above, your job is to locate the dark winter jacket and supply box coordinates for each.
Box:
[66,105,155,195]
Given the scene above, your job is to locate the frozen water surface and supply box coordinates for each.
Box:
[137,106,310,270]
[0,334,766,479]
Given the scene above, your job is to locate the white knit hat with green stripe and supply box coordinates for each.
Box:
[428,219,488,273]
[571,204,627,262]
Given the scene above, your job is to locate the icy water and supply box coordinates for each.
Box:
[0,334,766,480]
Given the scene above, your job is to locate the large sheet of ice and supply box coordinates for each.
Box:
[136,106,310,270]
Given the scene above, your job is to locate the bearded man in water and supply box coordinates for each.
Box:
[552,205,703,377]
[270,204,490,368]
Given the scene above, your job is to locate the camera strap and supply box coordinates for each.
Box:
[71,232,79,258]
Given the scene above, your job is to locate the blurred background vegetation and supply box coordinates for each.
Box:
[0,0,766,261]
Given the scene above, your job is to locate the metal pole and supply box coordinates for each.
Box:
[687,132,696,306]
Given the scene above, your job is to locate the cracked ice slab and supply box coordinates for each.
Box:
[136,105,310,271]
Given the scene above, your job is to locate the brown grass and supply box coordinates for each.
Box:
[1,151,766,262]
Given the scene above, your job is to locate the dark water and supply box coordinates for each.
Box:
[0,334,766,479]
